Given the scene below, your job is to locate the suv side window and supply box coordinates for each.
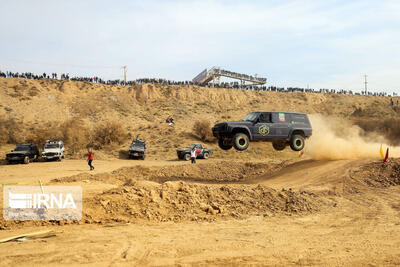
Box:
[272,112,286,123]
[292,114,307,123]
[259,112,272,123]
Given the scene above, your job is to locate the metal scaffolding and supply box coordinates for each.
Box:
[192,67,267,87]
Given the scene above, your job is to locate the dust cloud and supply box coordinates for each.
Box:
[306,114,400,160]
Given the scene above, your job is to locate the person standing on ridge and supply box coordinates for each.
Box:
[87,148,94,171]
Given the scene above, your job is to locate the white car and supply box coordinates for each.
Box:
[42,140,65,161]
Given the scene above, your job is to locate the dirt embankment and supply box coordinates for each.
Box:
[51,160,289,184]
[82,158,400,225]
[1,77,400,161]
[2,158,400,230]
[84,182,323,224]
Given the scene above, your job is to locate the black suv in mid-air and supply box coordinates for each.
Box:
[6,144,40,164]
[212,111,312,152]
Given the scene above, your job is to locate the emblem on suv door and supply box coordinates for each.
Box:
[259,125,270,136]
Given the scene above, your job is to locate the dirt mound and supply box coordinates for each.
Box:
[51,160,290,185]
[352,159,400,188]
[83,181,325,224]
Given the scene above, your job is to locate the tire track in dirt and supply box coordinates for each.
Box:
[253,158,373,190]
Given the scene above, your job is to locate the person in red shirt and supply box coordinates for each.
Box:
[87,148,94,171]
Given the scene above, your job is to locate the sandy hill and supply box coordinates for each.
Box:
[0,78,399,160]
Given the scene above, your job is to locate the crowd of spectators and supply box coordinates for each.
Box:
[0,69,397,97]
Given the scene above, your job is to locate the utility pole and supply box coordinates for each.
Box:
[364,74,368,95]
[122,66,127,84]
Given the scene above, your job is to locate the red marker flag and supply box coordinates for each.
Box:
[383,148,389,163]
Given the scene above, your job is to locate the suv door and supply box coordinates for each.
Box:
[271,112,290,138]
[253,112,274,140]
[28,145,35,160]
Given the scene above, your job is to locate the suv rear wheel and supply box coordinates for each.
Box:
[272,140,287,151]
[23,156,30,164]
[233,133,250,151]
[289,134,305,151]
[203,152,209,159]
[218,138,233,150]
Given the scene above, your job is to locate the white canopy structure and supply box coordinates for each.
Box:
[192,67,267,87]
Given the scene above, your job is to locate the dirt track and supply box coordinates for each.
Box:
[1,157,400,266]
[0,159,193,185]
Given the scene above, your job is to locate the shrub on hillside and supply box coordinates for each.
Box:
[193,120,214,142]
[0,116,22,145]
[61,119,90,153]
[25,122,63,147]
[25,119,89,154]
[91,121,128,149]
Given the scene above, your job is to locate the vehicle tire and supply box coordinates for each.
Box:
[141,155,145,160]
[58,157,62,161]
[233,133,250,151]
[23,156,30,164]
[184,153,191,161]
[289,134,305,151]
[272,140,287,151]
[218,138,233,150]
[203,152,209,159]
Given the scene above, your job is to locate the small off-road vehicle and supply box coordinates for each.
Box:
[177,144,214,161]
[212,111,312,151]
[129,138,146,160]
[42,140,65,161]
[6,144,40,164]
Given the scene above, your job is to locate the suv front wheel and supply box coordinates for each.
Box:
[233,133,250,151]
[289,134,305,151]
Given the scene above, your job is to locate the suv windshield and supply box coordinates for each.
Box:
[243,112,259,122]
[132,142,145,147]
[45,144,59,149]
[14,146,30,151]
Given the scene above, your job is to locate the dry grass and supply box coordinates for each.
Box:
[1,115,128,155]
[0,116,22,145]
[24,119,89,154]
[61,119,90,153]
[91,121,128,149]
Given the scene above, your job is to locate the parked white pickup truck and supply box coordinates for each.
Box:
[42,140,65,161]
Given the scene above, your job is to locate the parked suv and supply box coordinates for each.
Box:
[42,140,65,161]
[129,138,146,160]
[212,111,312,151]
[6,144,40,164]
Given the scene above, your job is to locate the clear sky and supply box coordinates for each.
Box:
[1,0,399,93]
